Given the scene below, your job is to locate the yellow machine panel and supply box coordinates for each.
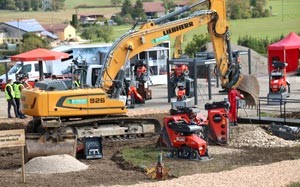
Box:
[22,88,127,117]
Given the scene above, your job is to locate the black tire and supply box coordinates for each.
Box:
[189,150,200,160]
[178,146,190,159]
[170,149,178,158]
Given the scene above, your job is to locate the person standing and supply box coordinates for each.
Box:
[228,88,244,126]
[73,76,80,88]
[13,77,26,119]
[5,79,19,118]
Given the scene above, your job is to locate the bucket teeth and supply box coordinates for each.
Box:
[237,75,260,108]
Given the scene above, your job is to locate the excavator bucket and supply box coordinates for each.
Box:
[237,75,260,107]
[25,134,77,161]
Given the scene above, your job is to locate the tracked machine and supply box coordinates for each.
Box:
[21,0,259,160]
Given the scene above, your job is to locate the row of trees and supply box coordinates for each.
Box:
[112,0,147,25]
[227,0,270,19]
[0,0,65,11]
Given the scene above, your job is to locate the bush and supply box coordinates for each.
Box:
[237,34,286,55]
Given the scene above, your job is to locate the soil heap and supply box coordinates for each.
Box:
[20,154,88,174]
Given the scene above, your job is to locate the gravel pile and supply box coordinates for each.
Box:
[229,125,300,148]
[20,154,88,174]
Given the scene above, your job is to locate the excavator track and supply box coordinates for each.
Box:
[25,116,162,160]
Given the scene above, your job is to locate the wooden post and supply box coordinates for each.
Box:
[21,146,25,183]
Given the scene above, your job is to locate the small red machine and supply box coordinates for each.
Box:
[161,100,230,160]
[161,108,209,160]
[268,61,290,104]
[204,101,230,145]
[269,61,289,94]
[170,64,194,99]
[174,64,189,78]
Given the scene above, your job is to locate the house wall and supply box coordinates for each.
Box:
[0,24,26,44]
[63,25,76,41]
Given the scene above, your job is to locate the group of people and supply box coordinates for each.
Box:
[5,77,30,119]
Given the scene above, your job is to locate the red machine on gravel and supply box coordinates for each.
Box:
[161,90,230,160]
[161,107,209,160]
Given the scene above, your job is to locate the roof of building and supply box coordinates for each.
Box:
[143,2,165,13]
[79,14,105,18]
[43,24,73,33]
[3,19,58,39]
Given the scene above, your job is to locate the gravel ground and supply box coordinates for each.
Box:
[111,159,300,187]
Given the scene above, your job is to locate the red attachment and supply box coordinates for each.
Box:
[128,86,145,103]
[174,64,189,77]
[206,107,229,145]
[177,88,186,101]
[136,66,147,77]
[269,62,288,93]
[162,114,208,157]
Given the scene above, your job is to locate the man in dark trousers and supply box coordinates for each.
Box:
[13,77,26,118]
[5,79,19,118]
[228,88,244,126]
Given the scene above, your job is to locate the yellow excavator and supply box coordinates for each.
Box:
[21,0,259,160]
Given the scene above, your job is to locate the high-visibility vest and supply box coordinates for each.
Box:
[5,83,15,100]
[73,80,80,87]
[13,83,22,99]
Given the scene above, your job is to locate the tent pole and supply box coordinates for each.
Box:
[39,61,43,80]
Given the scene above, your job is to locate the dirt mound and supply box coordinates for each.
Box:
[230,125,300,148]
[19,154,88,174]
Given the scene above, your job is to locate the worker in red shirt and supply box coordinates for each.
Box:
[228,88,244,126]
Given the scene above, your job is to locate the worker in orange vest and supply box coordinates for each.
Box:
[228,88,244,126]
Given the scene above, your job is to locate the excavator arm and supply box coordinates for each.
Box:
[98,0,259,105]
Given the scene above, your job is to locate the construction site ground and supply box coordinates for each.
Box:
[1,57,300,186]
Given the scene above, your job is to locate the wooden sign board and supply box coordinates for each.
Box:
[0,129,26,183]
[0,129,25,148]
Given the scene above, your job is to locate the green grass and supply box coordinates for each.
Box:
[287,182,300,187]
[183,0,300,45]
[121,147,162,168]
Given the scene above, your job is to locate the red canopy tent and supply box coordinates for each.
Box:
[268,32,300,73]
[11,48,70,80]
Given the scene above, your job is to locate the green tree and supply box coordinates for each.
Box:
[71,14,79,29]
[51,0,65,11]
[81,26,98,41]
[184,34,210,57]
[163,0,175,14]
[98,26,114,43]
[31,0,41,11]
[15,0,24,10]
[80,25,114,43]
[23,0,31,11]
[111,0,122,6]
[227,0,251,19]
[5,0,16,10]
[121,0,132,16]
[18,33,50,53]
[132,0,146,21]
